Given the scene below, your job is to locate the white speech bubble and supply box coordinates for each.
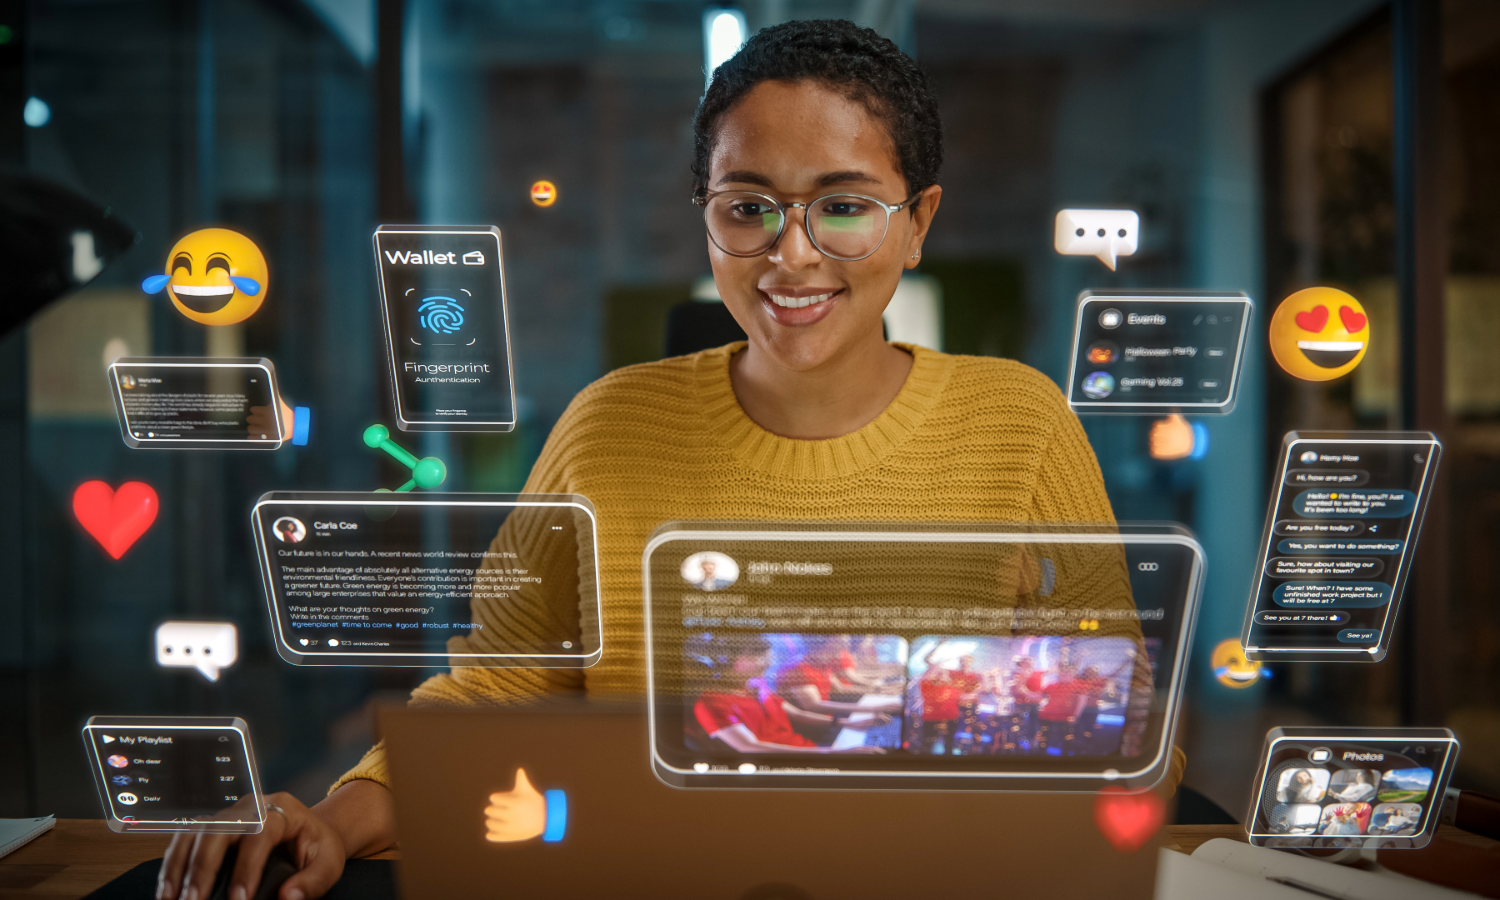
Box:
[1054,209,1140,271]
[155,621,238,683]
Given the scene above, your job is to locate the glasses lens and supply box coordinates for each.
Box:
[705,193,782,256]
[809,195,887,260]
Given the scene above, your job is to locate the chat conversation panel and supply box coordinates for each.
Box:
[1248,726,1458,850]
[82,716,265,834]
[646,524,1204,792]
[1066,292,1252,414]
[1242,433,1440,663]
[108,357,283,449]
[374,226,516,432]
[252,492,600,667]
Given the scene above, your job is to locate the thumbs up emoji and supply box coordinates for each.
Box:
[485,768,567,843]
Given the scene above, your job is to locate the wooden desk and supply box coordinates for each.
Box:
[0,821,399,899]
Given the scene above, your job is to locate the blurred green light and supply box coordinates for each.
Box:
[0,25,13,44]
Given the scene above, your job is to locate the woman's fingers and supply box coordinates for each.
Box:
[157,833,196,900]
[279,826,346,900]
[181,833,234,900]
[228,805,289,900]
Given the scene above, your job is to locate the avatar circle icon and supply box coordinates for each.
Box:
[106,754,129,768]
[272,516,306,544]
[1086,340,1118,365]
[141,227,269,326]
[1211,638,1264,689]
[1081,371,1115,399]
[681,551,739,592]
[1269,286,1369,381]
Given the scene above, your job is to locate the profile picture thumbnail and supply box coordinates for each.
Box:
[1085,341,1118,365]
[680,551,738,592]
[1266,803,1321,835]
[1368,802,1422,836]
[1276,767,1329,803]
[1378,766,1434,803]
[1328,768,1380,803]
[272,516,307,544]
[106,754,129,769]
[1299,450,1319,464]
[1081,371,1115,399]
[119,374,137,389]
[1318,802,1370,836]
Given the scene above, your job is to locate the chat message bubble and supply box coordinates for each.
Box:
[1272,582,1391,608]
[1276,539,1403,555]
[1293,489,1417,518]
[1285,468,1369,487]
[1255,610,1350,626]
[1054,209,1139,270]
[1266,557,1384,579]
[1273,519,1365,537]
[155,622,238,682]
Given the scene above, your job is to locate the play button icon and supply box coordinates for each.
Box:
[102,735,115,744]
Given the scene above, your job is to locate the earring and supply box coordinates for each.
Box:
[911,251,920,259]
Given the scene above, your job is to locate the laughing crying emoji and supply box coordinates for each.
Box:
[1269,286,1369,381]
[141,227,267,325]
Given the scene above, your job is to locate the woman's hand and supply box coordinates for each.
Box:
[158,792,346,900]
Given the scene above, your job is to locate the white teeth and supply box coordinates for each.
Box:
[767,292,832,309]
[170,285,235,297]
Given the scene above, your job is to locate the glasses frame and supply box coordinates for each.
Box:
[693,189,920,262]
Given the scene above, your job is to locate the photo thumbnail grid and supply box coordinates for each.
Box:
[1263,764,1434,838]
[682,632,1158,758]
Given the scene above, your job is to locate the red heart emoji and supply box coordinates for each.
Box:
[73,481,159,560]
[1294,305,1329,333]
[1093,786,1165,852]
[1339,306,1367,333]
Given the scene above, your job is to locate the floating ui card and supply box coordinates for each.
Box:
[1241,432,1440,663]
[374,225,516,432]
[1066,291,1252,415]
[109,357,284,449]
[1247,726,1458,850]
[252,492,600,668]
[82,716,266,833]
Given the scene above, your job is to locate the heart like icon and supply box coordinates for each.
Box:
[72,481,159,560]
[1093,786,1164,852]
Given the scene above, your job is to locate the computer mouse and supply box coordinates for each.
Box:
[205,844,298,900]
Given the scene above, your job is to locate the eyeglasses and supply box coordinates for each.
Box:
[693,189,918,262]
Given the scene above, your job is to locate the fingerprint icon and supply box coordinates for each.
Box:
[418,295,466,334]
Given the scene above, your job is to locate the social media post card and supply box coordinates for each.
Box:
[252,492,600,668]
[374,226,516,432]
[645,524,1204,791]
[903,634,1159,760]
[1247,726,1458,850]
[82,716,265,833]
[1066,292,1253,415]
[108,357,285,449]
[1241,432,1441,663]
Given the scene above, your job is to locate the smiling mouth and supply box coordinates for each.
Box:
[169,284,235,314]
[1297,340,1364,368]
[767,291,835,309]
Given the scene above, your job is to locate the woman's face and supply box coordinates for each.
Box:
[705,79,940,371]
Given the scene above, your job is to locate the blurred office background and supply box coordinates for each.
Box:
[0,0,1497,820]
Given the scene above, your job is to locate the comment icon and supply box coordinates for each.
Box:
[1054,209,1140,271]
[155,621,238,683]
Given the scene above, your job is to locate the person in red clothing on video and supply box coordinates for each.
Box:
[1037,663,1089,755]
[693,635,886,754]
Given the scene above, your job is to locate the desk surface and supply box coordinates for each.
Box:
[1,819,1234,899]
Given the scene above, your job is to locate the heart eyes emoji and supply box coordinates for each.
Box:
[1269,286,1371,381]
[1294,306,1329,333]
[1339,306,1366,332]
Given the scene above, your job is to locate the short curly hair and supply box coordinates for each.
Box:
[691,19,943,205]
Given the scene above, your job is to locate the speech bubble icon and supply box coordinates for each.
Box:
[1054,209,1140,271]
[155,621,238,683]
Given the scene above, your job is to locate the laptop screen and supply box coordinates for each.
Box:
[644,524,1202,792]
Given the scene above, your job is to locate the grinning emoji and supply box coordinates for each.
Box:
[1269,286,1369,381]
[141,227,268,325]
[1210,638,1265,689]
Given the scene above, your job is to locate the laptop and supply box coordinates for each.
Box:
[383,703,1162,900]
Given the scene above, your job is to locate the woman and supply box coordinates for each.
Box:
[159,20,1159,900]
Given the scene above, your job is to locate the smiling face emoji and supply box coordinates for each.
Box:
[1211,638,1264,689]
[141,227,268,325]
[1269,286,1369,381]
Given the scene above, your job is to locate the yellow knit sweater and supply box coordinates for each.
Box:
[333,342,1185,791]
